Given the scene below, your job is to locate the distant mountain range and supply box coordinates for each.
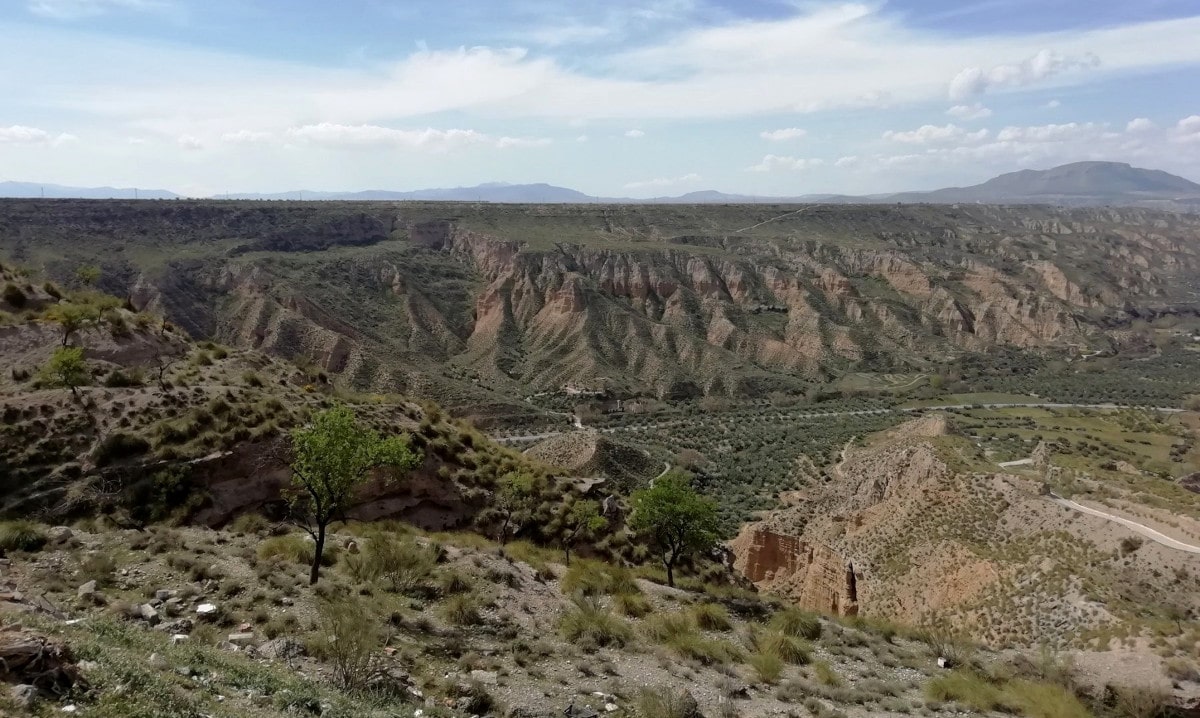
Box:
[0,181,179,200]
[5,162,1199,209]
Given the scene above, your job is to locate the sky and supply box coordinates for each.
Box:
[1,0,1199,197]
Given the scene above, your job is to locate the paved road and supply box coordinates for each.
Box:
[1049,494,1200,555]
[494,401,1182,444]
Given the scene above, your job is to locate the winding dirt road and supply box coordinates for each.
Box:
[1048,494,1200,555]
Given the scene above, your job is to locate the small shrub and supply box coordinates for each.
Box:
[1000,679,1091,718]
[748,650,784,683]
[437,570,473,596]
[633,687,702,718]
[924,671,999,712]
[691,602,732,631]
[770,607,822,640]
[344,533,437,596]
[615,592,653,618]
[812,659,842,687]
[228,513,270,535]
[258,534,323,566]
[441,593,484,627]
[310,596,379,691]
[93,432,151,466]
[558,597,633,651]
[80,552,118,586]
[0,521,48,552]
[749,629,811,665]
[2,283,27,308]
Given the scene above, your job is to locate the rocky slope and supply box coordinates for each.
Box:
[729,415,1200,653]
[4,200,1200,403]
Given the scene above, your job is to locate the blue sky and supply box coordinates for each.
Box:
[1,0,1198,197]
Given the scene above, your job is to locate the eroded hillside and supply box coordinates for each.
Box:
[4,200,1200,404]
[731,411,1200,663]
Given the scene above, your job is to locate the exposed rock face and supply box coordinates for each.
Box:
[732,529,860,616]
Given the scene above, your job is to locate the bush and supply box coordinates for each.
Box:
[614,592,653,618]
[633,687,702,718]
[748,650,784,683]
[257,534,333,566]
[102,368,144,388]
[691,602,732,631]
[812,659,842,687]
[441,593,484,626]
[0,521,48,552]
[2,283,27,308]
[558,597,633,651]
[749,629,810,665]
[562,560,641,597]
[344,533,437,596]
[228,513,270,535]
[770,607,822,640]
[925,670,1000,712]
[311,596,379,690]
[1000,680,1091,718]
[93,432,151,467]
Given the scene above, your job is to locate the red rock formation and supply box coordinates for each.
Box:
[733,527,860,616]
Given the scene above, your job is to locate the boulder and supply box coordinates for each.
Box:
[227,632,256,646]
[9,684,37,709]
[258,638,305,661]
[46,527,73,543]
[138,604,160,625]
[76,581,96,600]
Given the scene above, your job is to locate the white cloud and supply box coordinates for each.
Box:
[835,155,859,167]
[946,103,992,120]
[177,135,203,151]
[1125,117,1156,133]
[1176,115,1200,143]
[883,124,989,145]
[624,172,702,189]
[760,127,807,141]
[1045,99,1062,109]
[949,50,1100,100]
[746,155,825,172]
[624,129,646,138]
[282,123,548,151]
[28,0,170,19]
[221,129,273,144]
[994,122,1103,142]
[0,124,76,145]
[576,134,589,142]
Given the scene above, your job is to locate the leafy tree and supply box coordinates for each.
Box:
[559,499,606,565]
[74,265,100,288]
[288,406,421,585]
[629,472,719,587]
[42,346,89,400]
[495,472,539,545]
[44,302,97,346]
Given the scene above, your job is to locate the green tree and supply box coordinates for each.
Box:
[74,265,100,288]
[629,472,719,588]
[288,406,421,585]
[42,346,89,400]
[495,472,539,545]
[44,302,97,346]
[559,499,606,565]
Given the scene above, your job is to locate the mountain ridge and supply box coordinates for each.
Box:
[5,161,1198,208]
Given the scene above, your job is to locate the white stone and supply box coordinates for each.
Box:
[170,634,189,645]
[196,603,217,615]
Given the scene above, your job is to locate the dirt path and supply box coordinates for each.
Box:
[1049,494,1200,554]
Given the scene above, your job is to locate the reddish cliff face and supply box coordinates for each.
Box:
[732,527,861,616]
